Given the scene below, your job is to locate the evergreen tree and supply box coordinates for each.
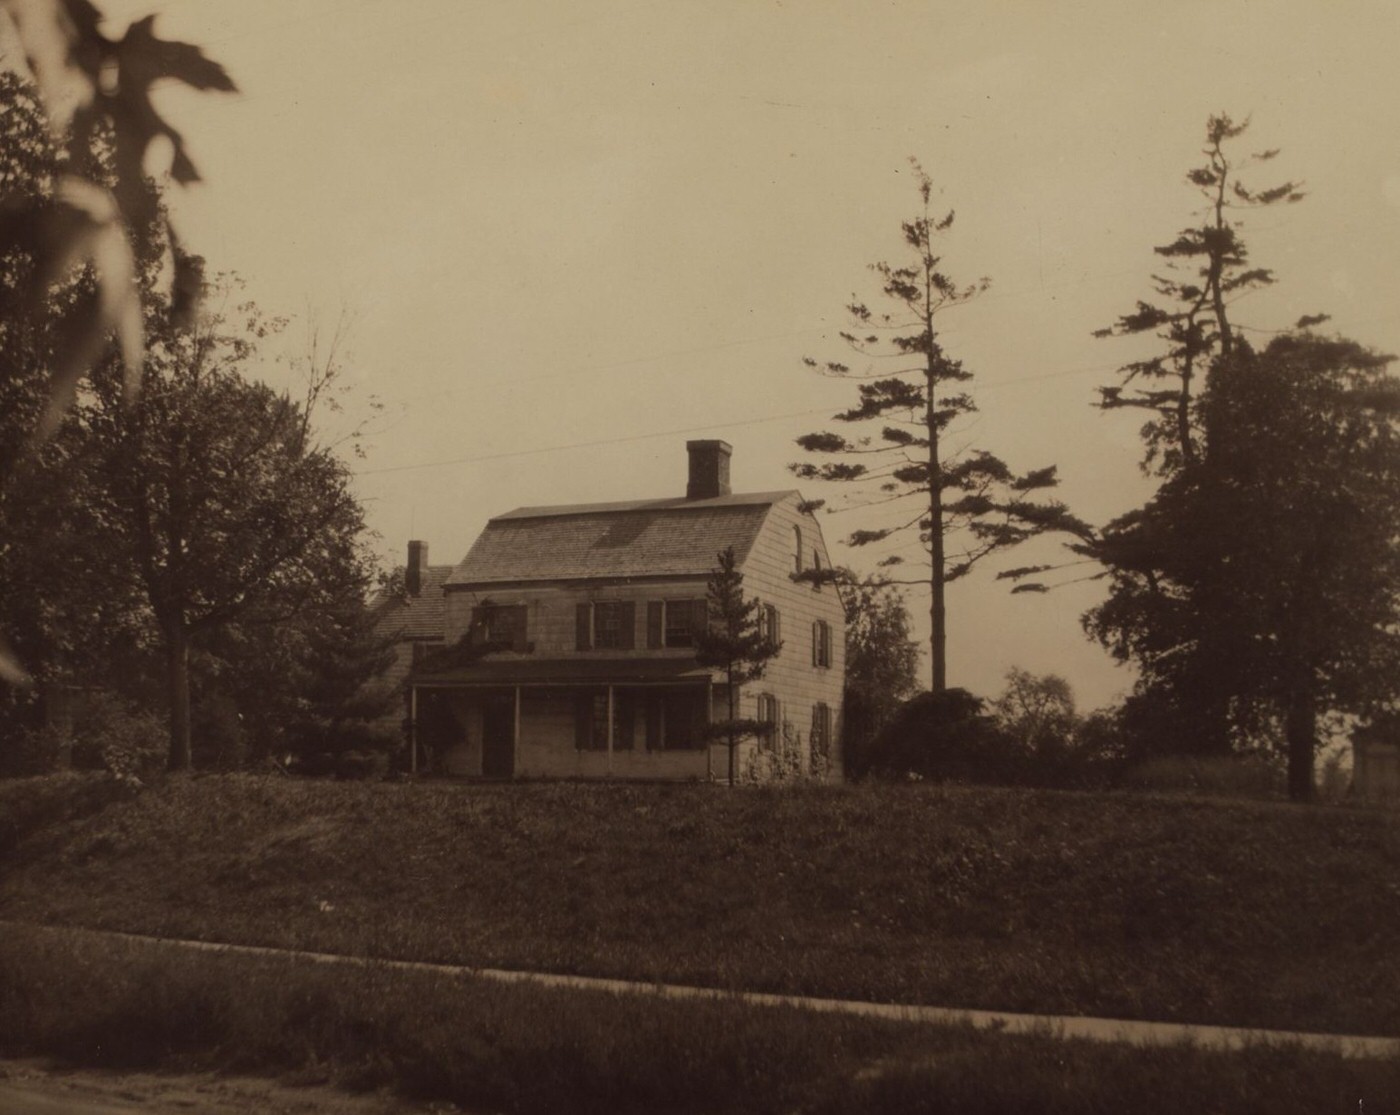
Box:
[793,160,1084,691]
[1094,114,1303,475]
[694,547,782,786]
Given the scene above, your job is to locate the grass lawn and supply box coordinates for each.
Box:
[3,922,1398,1115]
[2,773,1399,1036]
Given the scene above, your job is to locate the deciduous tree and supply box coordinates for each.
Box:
[841,579,919,776]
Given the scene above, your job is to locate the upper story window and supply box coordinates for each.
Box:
[811,619,832,668]
[576,601,636,650]
[472,603,529,652]
[647,598,708,648]
[756,602,781,646]
[794,526,804,574]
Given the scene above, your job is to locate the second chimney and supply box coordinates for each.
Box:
[686,440,732,500]
[406,540,428,597]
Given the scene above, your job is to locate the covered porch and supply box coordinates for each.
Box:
[410,659,726,780]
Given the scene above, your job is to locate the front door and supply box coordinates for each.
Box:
[481,689,515,778]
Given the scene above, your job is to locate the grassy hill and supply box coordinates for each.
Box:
[3,773,1399,1035]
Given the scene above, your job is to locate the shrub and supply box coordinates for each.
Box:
[865,689,1016,782]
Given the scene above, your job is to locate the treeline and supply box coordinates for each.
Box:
[805,118,1400,802]
[0,69,397,778]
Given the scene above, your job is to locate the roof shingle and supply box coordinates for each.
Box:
[447,491,795,587]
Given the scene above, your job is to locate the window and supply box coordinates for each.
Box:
[410,641,438,665]
[811,620,832,668]
[576,601,636,650]
[810,702,832,757]
[756,602,781,646]
[644,690,705,750]
[647,599,708,648]
[794,526,804,574]
[756,693,780,751]
[575,691,633,751]
[472,603,529,651]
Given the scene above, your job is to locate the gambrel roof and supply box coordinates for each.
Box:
[446,490,798,587]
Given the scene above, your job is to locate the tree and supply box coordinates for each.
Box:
[841,579,920,776]
[0,3,234,687]
[693,547,782,785]
[1093,114,1303,475]
[991,667,1077,758]
[79,279,374,770]
[1088,333,1400,799]
[793,159,1085,692]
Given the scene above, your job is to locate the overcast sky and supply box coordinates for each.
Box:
[89,0,1400,708]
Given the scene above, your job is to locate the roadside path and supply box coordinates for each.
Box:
[12,921,1400,1060]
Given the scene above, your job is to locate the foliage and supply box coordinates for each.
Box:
[864,687,1012,781]
[792,159,1086,690]
[1088,334,1400,798]
[694,546,782,785]
[841,579,920,775]
[69,276,376,771]
[1093,114,1303,475]
[991,667,1077,757]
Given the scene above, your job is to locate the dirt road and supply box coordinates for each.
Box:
[0,1061,451,1114]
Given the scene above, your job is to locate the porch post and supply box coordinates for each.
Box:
[705,677,713,781]
[409,686,418,775]
[606,684,615,776]
[513,685,521,770]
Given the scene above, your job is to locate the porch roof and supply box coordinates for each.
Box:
[412,657,715,687]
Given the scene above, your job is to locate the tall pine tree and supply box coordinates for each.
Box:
[793,160,1083,691]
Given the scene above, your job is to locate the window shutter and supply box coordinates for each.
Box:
[645,697,661,749]
[619,601,636,650]
[647,601,664,648]
[574,693,591,750]
[576,603,592,650]
[811,622,818,666]
[616,695,635,750]
[510,605,529,652]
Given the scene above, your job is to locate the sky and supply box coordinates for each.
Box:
[79,0,1400,709]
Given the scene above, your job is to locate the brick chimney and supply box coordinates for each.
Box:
[686,440,732,500]
[406,540,428,597]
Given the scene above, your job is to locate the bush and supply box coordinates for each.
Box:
[865,689,1015,782]
[68,692,166,781]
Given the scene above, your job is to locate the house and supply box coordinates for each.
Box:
[407,440,845,781]
[370,540,451,729]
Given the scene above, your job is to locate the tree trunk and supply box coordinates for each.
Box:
[927,365,946,693]
[166,623,192,772]
[726,671,739,787]
[1284,682,1317,803]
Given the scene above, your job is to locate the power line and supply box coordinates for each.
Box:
[353,357,1119,478]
